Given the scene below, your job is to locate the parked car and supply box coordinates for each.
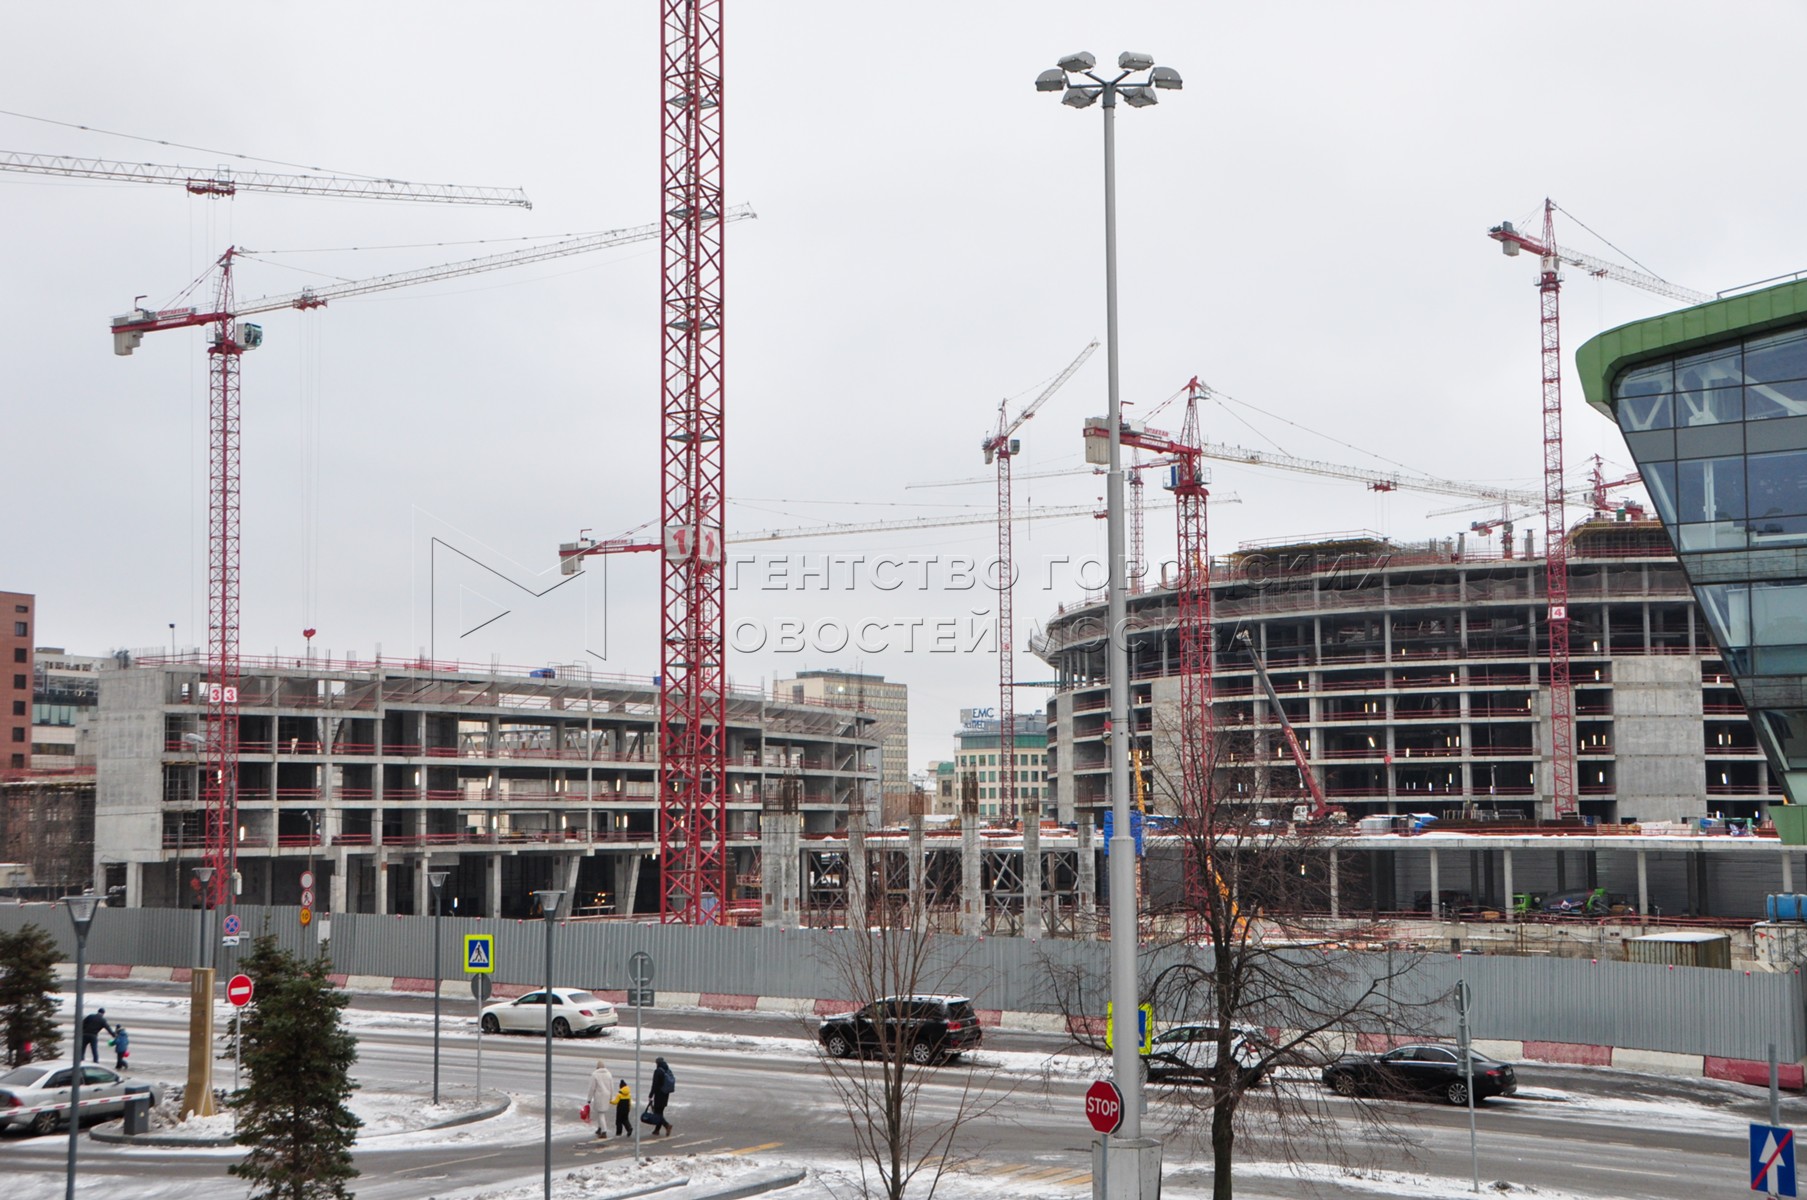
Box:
[1145,1023,1273,1088]
[819,995,982,1065]
[0,1064,160,1135]
[479,988,618,1037]
[1321,1043,1517,1106]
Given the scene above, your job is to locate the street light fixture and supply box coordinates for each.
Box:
[192,865,215,971]
[62,894,101,1200]
[428,870,449,1106]
[532,889,564,1200]
[1036,49,1180,1196]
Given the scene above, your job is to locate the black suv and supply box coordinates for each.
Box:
[819,995,983,1065]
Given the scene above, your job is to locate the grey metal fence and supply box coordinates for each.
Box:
[2,904,1799,1060]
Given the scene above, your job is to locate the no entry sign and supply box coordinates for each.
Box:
[227,973,255,1007]
[1085,1078,1123,1134]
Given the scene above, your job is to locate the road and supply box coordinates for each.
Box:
[0,981,1788,1199]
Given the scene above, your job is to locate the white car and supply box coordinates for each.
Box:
[479,988,618,1037]
[0,1064,161,1135]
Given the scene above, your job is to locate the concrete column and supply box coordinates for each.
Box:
[961,804,981,938]
[330,847,349,914]
[1077,817,1097,935]
[375,853,390,915]
[1023,817,1043,941]
[1428,848,1441,917]
[907,810,925,909]
[561,853,581,900]
[1637,849,1649,917]
[412,859,429,916]
[1329,849,1340,919]
[621,854,642,919]
[760,801,802,930]
[847,803,868,931]
[1785,852,1795,895]
[1503,849,1514,914]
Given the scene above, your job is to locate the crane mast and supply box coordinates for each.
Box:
[983,340,1099,824]
[658,0,730,922]
[203,252,245,906]
[1536,200,1577,820]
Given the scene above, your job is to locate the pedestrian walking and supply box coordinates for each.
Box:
[648,1055,676,1137]
[584,1058,613,1139]
[81,1008,114,1064]
[613,1079,632,1137]
[110,1023,130,1071]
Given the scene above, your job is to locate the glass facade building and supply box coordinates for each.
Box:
[1580,279,1807,804]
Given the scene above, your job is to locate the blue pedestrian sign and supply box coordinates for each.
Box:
[463,934,495,975]
[1752,1123,1796,1196]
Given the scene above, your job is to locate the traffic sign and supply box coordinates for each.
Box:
[221,935,241,948]
[628,950,654,986]
[627,987,655,1008]
[470,974,493,1005]
[299,906,313,927]
[221,913,242,937]
[227,973,255,1007]
[300,888,315,907]
[1753,1123,1797,1196]
[1085,1079,1123,1134]
[299,870,315,890]
[1104,1002,1155,1055]
[464,934,496,974]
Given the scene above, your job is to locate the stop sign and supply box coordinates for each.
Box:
[1085,1078,1123,1134]
[227,973,255,1007]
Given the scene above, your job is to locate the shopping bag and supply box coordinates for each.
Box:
[579,1103,591,1123]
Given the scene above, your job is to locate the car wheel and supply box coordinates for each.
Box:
[29,1110,57,1136]
[1446,1080,1469,1106]
[825,1032,853,1058]
[909,1040,936,1066]
[480,1014,500,1035]
[1330,1074,1358,1098]
[551,1018,572,1039]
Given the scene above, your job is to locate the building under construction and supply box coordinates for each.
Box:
[92,655,877,920]
[1035,519,1778,827]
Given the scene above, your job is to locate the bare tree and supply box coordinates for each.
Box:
[812,848,1012,1200]
[1051,726,1440,1200]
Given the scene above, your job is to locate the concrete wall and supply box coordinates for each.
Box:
[92,668,166,906]
[1614,655,1707,823]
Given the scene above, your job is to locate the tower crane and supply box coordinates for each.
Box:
[658,0,730,923]
[0,150,533,207]
[1488,199,1708,819]
[110,213,731,908]
[983,340,1099,823]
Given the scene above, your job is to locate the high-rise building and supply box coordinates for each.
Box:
[780,670,908,814]
[1579,280,1807,803]
[31,647,104,762]
[0,591,33,772]
[953,710,1049,822]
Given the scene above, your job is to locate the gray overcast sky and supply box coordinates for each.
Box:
[4,3,1802,773]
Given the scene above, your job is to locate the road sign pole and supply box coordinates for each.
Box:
[1774,1042,1783,1129]
[1458,980,1477,1193]
[629,951,652,1165]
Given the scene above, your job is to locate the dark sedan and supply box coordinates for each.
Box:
[1321,1043,1517,1105]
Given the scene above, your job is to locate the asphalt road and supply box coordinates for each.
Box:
[2,981,1793,1199]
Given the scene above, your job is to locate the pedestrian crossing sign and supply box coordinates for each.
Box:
[463,934,495,974]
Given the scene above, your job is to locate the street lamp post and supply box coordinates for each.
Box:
[62,894,101,1200]
[532,889,564,1200]
[185,865,218,1120]
[1037,50,1181,1200]
[192,865,215,971]
[428,870,449,1106]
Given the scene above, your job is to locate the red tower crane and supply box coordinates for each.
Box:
[108,215,692,908]
[657,0,731,922]
[983,340,1099,823]
[1488,200,1708,819]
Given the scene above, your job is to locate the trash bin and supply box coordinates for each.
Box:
[122,1086,152,1136]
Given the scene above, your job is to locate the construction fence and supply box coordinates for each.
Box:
[2,903,1800,1062]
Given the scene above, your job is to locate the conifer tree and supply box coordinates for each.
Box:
[228,934,361,1199]
[0,923,62,1067]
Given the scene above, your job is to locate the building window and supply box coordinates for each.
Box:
[11,621,25,637]
[8,754,20,768]
[11,727,23,742]
[10,700,21,716]
[10,675,22,690]
[12,648,23,663]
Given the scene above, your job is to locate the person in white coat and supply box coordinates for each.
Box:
[585,1058,614,1138]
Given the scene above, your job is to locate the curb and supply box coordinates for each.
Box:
[88,1090,512,1147]
[661,1167,808,1200]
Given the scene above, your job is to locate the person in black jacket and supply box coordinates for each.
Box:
[648,1056,675,1137]
[81,1008,115,1064]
